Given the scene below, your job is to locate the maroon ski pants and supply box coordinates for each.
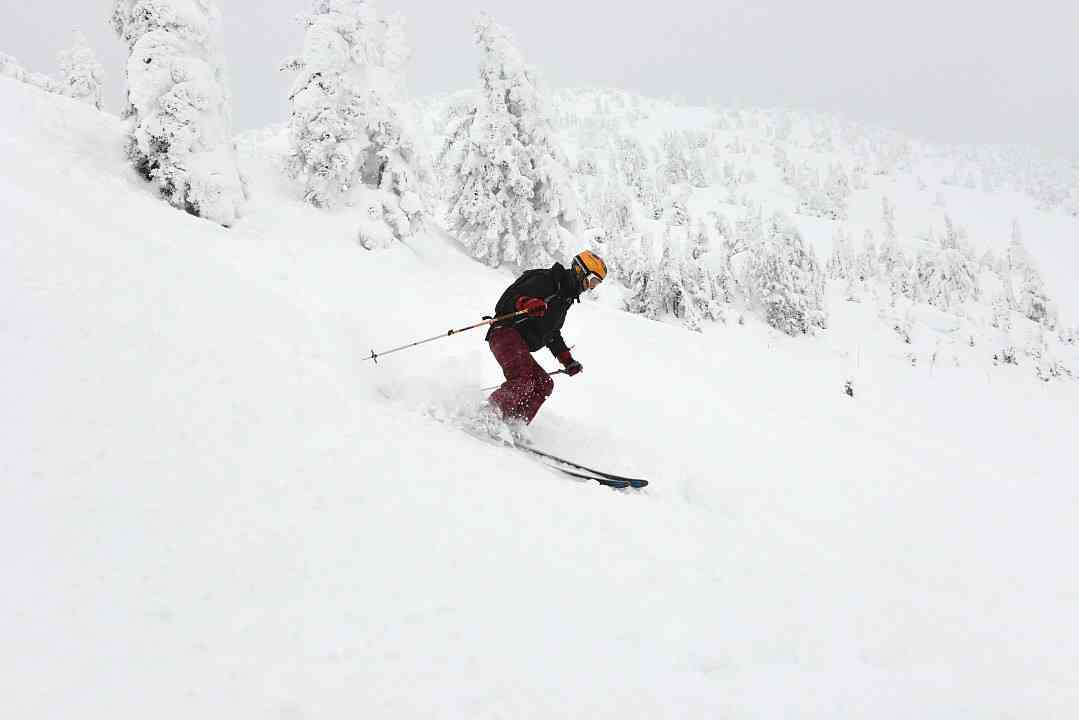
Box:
[487,327,554,424]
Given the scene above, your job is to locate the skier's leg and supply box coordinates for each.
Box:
[519,361,554,424]
[487,328,537,421]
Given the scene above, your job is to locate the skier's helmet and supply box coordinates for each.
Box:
[572,250,608,290]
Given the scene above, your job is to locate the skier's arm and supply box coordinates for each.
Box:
[546,332,569,357]
[549,337,582,375]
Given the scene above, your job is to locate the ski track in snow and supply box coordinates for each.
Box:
[3,78,1079,719]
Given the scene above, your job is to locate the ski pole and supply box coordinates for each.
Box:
[364,308,530,364]
[481,369,567,392]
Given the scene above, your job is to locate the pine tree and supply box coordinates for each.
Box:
[1006,220,1055,327]
[615,134,657,210]
[877,234,904,278]
[661,131,689,186]
[58,32,105,110]
[0,52,58,92]
[915,240,979,312]
[941,213,964,249]
[112,0,247,226]
[827,226,854,279]
[881,195,897,243]
[439,13,578,268]
[690,221,711,260]
[858,229,878,281]
[0,52,27,82]
[622,243,726,331]
[823,162,850,220]
[283,0,429,238]
[1018,266,1054,328]
[746,213,827,336]
[623,249,665,320]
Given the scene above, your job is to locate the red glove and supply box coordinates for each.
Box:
[516,296,547,318]
[558,350,583,376]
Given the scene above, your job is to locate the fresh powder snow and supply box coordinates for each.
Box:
[3,72,1079,720]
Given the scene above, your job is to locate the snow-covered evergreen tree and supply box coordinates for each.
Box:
[793,162,847,221]
[660,185,690,227]
[991,294,1013,334]
[623,243,726,331]
[858,229,878,281]
[914,239,979,312]
[614,133,656,211]
[57,32,105,110]
[877,232,905,279]
[0,52,28,82]
[881,195,897,243]
[746,213,826,336]
[439,13,578,268]
[661,131,689,186]
[112,0,247,226]
[0,52,58,93]
[1006,221,1056,328]
[283,0,430,241]
[823,162,851,220]
[827,226,853,280]
[689,221,711,260]
[941,213,965,250]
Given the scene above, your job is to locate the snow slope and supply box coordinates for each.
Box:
[3,78,1079,719]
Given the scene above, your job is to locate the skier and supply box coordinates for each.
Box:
[483,250,608,425]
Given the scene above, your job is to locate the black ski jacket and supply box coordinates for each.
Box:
[485,263,582,356]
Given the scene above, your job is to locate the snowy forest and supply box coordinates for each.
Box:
[3,0,1077,383]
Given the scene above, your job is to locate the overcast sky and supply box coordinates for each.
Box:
[3,1,1077,157]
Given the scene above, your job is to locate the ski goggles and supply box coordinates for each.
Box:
[583,271,604,290]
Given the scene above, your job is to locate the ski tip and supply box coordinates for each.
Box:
[582,474,649,490]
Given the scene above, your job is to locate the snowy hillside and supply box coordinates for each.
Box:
[4,76,1079,719]
[416,85,1079,388]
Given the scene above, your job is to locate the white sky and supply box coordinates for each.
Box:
[3,1,1078,157]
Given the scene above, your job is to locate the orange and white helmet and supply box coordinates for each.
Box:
[571,250,608,290]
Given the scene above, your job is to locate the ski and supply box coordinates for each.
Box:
[515,445,649,488]
[458,425,649,489]
[546,466,639,489]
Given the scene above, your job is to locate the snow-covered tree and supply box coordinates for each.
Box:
[660,131,690,186]
[857,229,878,281]
[941,213,965,249]
[881,195,897,243]
[1006,221,1056,328]
[57,32,105,110]
[914,242,979,311]
[991,294,1012,334]
[889,259,915,301]
[877,233,905,279]
[745,213,826,336]
[439,13,578,268]
[112,0,247,226]
[793,162,848,221]
[283,0,430,241]
[0,52,28,82]
[623,243,726,331]
[660,185,690,227]
[689,220,711,260]
[615,133,657,212]
[1066,184,1079,218]
[823,162,851,219]
[827,226,854,280]
[0,52,59,93]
